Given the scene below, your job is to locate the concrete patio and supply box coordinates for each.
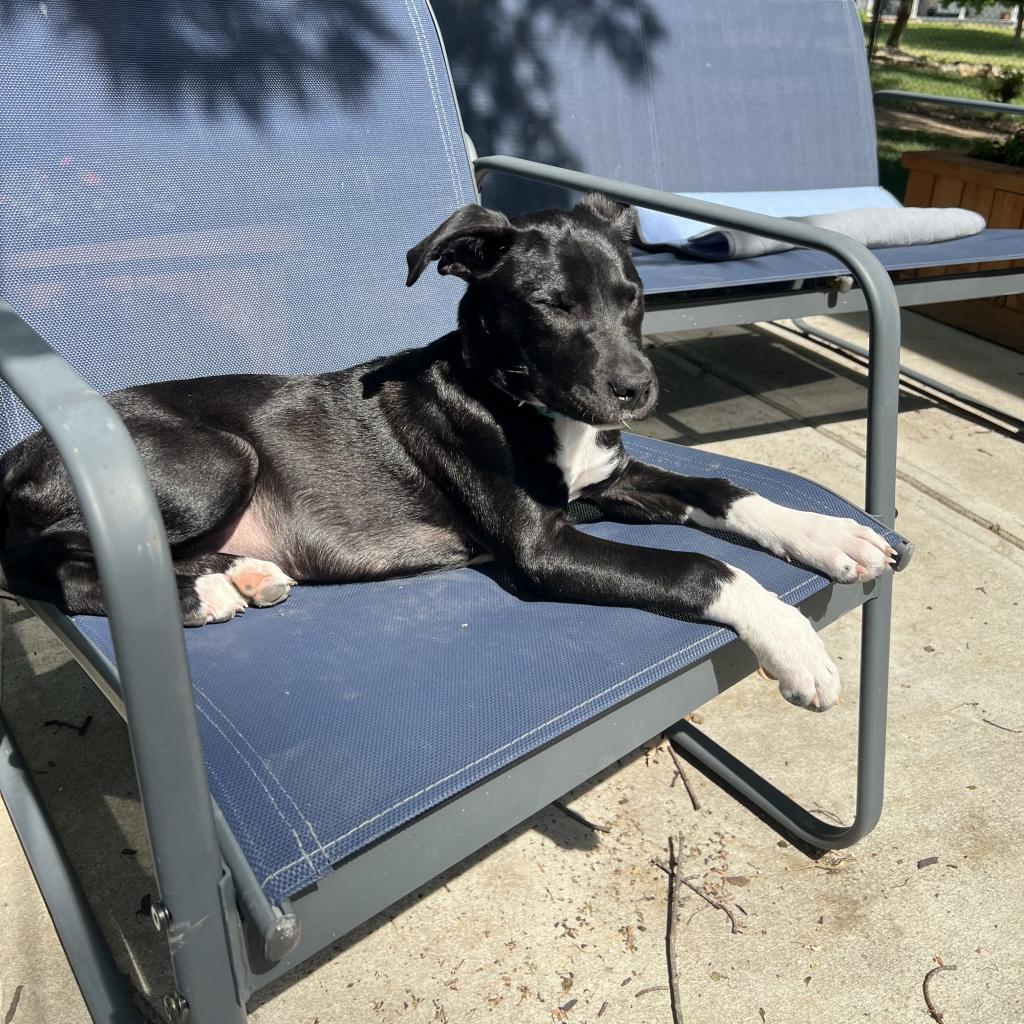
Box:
[2,309,1022,1024]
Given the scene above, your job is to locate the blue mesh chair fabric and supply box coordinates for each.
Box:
[0,0,476,451]
[73,433,909,903]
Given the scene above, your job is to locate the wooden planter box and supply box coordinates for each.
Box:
[900,149,1024,354]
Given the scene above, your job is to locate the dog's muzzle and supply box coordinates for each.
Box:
[608,370,658,418]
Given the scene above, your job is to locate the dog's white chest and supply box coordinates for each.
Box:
[552,416,619,500]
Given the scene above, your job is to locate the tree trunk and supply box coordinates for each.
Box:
[885,0,913,50]
[1015,4,1023,46]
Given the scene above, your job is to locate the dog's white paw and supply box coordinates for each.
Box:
[225,557,297,607]
[714,496,896,583]
[708,569,841,712]
[750,601,841,712]
[783,511,895,583]
[194,573,249,624]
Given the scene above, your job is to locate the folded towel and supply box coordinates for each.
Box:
[635,186,903,246]
[683,207,987,261]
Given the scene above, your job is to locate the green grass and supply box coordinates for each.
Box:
[875,122,972,198]
[870,64,998,198]
[860,18,1023,196]
[893,21,1024,70]
[869,62,995,101]
[865,17,1024,71]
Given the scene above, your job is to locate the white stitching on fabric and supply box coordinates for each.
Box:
[409,0,464,199]
[193,683,328,857]
[195,700,320,876]
[404,0,463,201]
[635,0,663,186]
[257,574,820,888]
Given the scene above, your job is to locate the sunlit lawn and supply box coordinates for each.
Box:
[860,19,1023,197]
[865,18,1024,70]
[875,120,973,198]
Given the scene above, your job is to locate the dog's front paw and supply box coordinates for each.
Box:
[786,512,896,583]
[751,602,841,712]
[708,569,841,712]
[722,497,896,583]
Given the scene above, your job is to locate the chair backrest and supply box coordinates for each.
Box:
[0,1,476,452]
[434,0,879,214]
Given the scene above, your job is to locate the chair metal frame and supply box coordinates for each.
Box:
[0,160,904,1020]
[13,12,1013,1024]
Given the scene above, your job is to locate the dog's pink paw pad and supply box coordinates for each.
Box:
[226,558,297,608]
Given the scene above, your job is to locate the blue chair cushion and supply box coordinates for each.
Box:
[73,434,907,904]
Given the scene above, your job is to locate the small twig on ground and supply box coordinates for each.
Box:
[664,834,684,1024]
[982,718,1023,734]
[809,801,845,825]
[597,1002,609,1018]
[923,962,957,1023]
[4,983,24,1024]
[634,986,669,999]
[667,741,701,811]
[685,905,708,927]
[552,800,612,834]
[676,877,742,934]
[42,715,92,736]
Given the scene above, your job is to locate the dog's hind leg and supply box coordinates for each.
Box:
[170,553,298,626]
[1,531,109,615]
[0,535,295,625]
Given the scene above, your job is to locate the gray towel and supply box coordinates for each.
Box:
[684,206,986,261]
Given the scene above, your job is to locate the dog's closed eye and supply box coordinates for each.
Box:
[531,294,577,315]
[613,284,642,307]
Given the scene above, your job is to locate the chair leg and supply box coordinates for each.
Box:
[667,575,892,851]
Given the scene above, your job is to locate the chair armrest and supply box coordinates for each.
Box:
[874,89,1024,118]
[0,302,231,952]
[472,155,902,527]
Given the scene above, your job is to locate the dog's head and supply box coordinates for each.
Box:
[406,193,657,426]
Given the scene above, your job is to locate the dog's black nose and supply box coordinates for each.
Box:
[609,377,653,410]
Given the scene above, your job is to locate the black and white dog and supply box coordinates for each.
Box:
[0,194,894,711]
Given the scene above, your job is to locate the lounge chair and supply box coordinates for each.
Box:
[435,0,1024,419]
[0,2,911,1020]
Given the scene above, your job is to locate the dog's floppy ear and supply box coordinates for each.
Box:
[575,192,638,246]
[406,205,514,287]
